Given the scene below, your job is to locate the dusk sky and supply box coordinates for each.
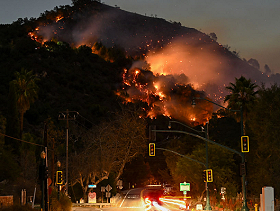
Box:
[1,0,279,73]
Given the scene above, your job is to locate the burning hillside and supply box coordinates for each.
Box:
[117,66,213,124]
[26,0,274,123]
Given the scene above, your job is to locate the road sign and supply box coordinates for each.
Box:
[105,184,112,192]
[106,192,111,198]
[101,186,105,192]
[88,184,96,188]
[88,192,96,203]
[180,182,190,192]
[117,180,123,186]
[117,180,123,189]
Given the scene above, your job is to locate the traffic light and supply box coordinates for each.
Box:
[241,136,249,152]
[203,170,206,182]
[149,143,155,156]
[206,169,213,182]
[56,171,63,185]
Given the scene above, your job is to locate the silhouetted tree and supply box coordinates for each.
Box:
[69,109,146,201]
[264,64,272,75]
[5,82,20,153]
[224,76,258,133]
[12,69,39,138]
[209,32,217,41]
[248,58,260,70]
[247,84,280,197]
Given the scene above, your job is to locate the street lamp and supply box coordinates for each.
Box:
[57,161,61,200]
[40,151,46,211]
[192,97,248,211]
[168,120,212,210]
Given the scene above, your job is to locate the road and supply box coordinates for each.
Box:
[72,187,186,211]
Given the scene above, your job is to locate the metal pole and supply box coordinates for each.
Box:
[44,122,49,211]
[168,121,211,210]
[193,98,249,211]
[66,109,69,195]
[41,161,45,211]
[58,109,77,195]
[240,106,249,211]
[45,147,49,211]
[205,122,211,210]
[58,166,60,201]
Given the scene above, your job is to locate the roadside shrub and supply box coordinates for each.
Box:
[49,189,72,211]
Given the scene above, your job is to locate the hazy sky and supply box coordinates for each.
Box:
[1,0,279,73]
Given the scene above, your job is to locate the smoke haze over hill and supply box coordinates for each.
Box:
[27,1,280,122]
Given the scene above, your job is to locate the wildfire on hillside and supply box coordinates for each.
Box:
[26,8,232,124]
[116,66,214,124]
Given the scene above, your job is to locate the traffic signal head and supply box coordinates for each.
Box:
[206,169,213,182]
[203,170,206,182]
[149,143,155,156]
[241,136,249,152]
[56,171,63,185]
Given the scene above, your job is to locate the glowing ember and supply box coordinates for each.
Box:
[56,16,64,22]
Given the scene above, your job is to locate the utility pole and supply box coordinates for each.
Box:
[44,122,49,211]
[204,122,211,210]
[168,121,211,210]
[58,110,77,195]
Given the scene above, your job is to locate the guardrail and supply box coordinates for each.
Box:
[73,203,115,208]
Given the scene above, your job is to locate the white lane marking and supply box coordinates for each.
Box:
[119,189,134,207]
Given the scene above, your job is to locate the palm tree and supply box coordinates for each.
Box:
[13,69,39,138]
[224,76,258,133]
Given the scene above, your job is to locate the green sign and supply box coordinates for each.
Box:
[180,182,190,192]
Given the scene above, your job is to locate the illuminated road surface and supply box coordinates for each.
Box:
[72,188,186,211]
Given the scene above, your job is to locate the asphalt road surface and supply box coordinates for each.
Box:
[72,187,184,211]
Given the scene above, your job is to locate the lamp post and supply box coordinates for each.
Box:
[40,151,46,211]
[168,120,212,210]
[192,97,248,211]
[57,161,61,200]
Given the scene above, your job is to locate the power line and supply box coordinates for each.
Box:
[0,132,44,147]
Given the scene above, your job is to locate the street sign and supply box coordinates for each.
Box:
[117,180,123,189]
[101,186,106,192]
[88,192,96,203]
[180,182,190,192]
[106,192,111,198]
[117,180,123,186]
[88,184,96,188]
[105,184,112,192]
